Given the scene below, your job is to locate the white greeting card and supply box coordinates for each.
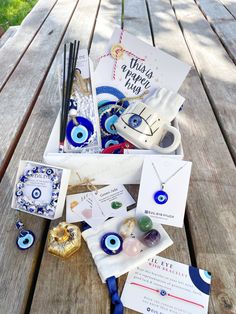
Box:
[92,184,136,218]
[137,157,192,227]
[121,256,211,314]
[95,28,190,99]
[82,210,173,283]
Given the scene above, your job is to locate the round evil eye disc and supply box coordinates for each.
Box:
[128,114,142,128]
[66,116,94,147]
[104,115,118,134]
[32,188,41,199]
[101,232,123,255]
[154,190,168,205]
[16,230,35,250]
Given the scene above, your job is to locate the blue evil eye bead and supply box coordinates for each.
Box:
[39,167,46,173]
[28,206,36,213]
[25,169,33,176]
[32,166,39,173]
[154,190,168,205]
[52,191,59,199]
[37,207,44,215]
[100,232,123,255]
[20,175,28,183]
[50,200,58,207]
[21,204,28,211]
[18,198,26,206]
[52,183,59,189]
[16,182,24,189]
[69,98,77,110]
[66,116,94,147]
[51,175,59,183]
[46,168,54,175]
[160,290,167,297]
[128,114,142,128]
[16,190,23,197]
[16,230,35,250]
[31,188,41,199]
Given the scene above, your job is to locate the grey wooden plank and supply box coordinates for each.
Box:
[29,1,112,313]
[0,0,58,89]
[197,0,236,62]
[219,0,236,19]
[0,26,19,49]
[0,0,78,179]
[170,0,236,162]
[148,0,236,312]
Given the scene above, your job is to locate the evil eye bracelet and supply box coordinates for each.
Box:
[15,166,60,218]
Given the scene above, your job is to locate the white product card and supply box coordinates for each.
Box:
[95,28,190,97]
[121,256,211,314]
[66,192,92,223]
[137,157,192,227]
[92,184,136,218]
[73,198,107,229]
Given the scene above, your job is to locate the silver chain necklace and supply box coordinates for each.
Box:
[151,161,188,205]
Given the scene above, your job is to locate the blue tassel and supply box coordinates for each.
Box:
[106,276,124,314]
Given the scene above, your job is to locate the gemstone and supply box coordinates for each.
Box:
[81,208,92,219]
[138,216,153,232]
[111,201,122,209]
[100,232,123,255]
[141,229,161,247]
[122,238,142,256]
[120,217,137,238]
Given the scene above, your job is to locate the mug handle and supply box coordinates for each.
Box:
[152,124,181,154]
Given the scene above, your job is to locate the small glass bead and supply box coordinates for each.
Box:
[138,216,153,232]
[141,229,161,247]
[123,238,142,256]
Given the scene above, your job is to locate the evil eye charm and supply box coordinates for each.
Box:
[16,182,24,189]
[16,230,35,250]
[32,188,41,199]
[46,168,54,176]
[160,289,167,296]
[39,167,46,173]
[100,232,123,255]
[51,175,59,183]
[32,167,39,173]
[25,169,33,176]
[20,175,28,183]
[66,116,94,147]
[16,190,23,197]
[37,207,44,215]
[154,190,168,205]
[128,114,142,128]
[28,206,36,213]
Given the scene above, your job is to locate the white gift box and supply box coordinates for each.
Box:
[43,113,183,185]
[12,160,71,220]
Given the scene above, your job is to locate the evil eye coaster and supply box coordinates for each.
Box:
[154,190,168,205]
[100,232,123,255]
[66,116,94,147]
[16,230,35,250]
[128,114,142,128]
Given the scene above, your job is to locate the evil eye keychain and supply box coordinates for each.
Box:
[16,220,35,250]
[66,99,94,147]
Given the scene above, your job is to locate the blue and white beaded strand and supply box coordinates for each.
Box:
[15,166,60,218]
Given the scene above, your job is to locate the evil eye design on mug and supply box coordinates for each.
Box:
[100,232,123,255]
[154,190,168,205]
[32,188,41,199]
[46,168,54,175]
[128,114,142,128]
[66,116,94,147]
[16,230,35,250]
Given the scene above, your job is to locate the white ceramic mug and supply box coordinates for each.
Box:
[115,102,181,153]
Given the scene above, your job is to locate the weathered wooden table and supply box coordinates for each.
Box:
[0,0,236,313]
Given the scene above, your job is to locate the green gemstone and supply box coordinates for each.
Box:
[138,215,153,232]
[111,201,122,209]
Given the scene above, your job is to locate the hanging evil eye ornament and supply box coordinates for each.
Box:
[96,86,130,148]
[16,219,35,250]
[100,232,123,255]
[154,189,168,205]
[66,116,94,147]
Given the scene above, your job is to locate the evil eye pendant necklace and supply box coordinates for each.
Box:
[152,162,188,205]
[15,218,35,250]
